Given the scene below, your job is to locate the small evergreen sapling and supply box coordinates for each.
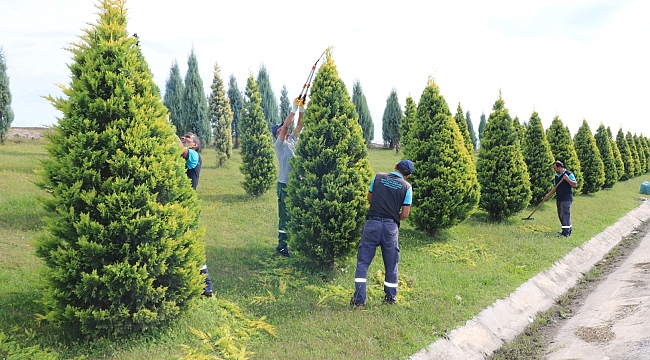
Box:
[208,61,233,167]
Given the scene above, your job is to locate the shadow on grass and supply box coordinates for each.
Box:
[199,192,256,204]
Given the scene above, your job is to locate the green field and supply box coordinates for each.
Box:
[1,137,648,359]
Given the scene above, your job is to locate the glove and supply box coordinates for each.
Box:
[298,105,305,113]
[298,97,307,107]
[291,101,298,113]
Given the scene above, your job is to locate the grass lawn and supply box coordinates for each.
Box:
[1,138,649,359]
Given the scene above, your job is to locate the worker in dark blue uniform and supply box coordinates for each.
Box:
[351,160,414,306]
[544,160,578,237]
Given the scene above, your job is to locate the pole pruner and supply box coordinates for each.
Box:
[297,49,327,104]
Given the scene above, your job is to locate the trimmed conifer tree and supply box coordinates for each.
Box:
[381,89,402,150]
[573,120,604,194]
[454,103,474,156]
[400,95,416,149]
[279,84,290,122]
[617,128,635,180]
[403,78,479,235]
[256,64,280,130]
[239,75,276,196]
[182,49,210,146]
[208,61,232,167]
[546,116,583,193]
[286,50,373,269]
[466,110,477,152]
[513,116,525,143]
[634,134,646,175]
[478,112,487,148]
[607,126,624,180]
[163,60,184,136]
[642,136,650,173]
[36,0,205,337]
[522,112,554,205]
[351,80,374,146]
[594,124,618,188]
[0,47,15,144]
[227,74,244,149]
[626,131,642,177]
[477,94,531,220]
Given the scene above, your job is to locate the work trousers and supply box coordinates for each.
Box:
[557,200,572,235]
[276,182,289,251]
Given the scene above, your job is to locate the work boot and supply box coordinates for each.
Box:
[277,247,291,258]
[384,294,396,305]
[350,298,364,308]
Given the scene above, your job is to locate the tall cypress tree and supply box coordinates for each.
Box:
[634,134,646,175]
[227,74,244,149]
[36,0,204,337]
[478,112,487,148]
[454,103,474,157]
[573,120,604,194]
[279,84,290,122]
[616,128,634,180]
[594,124,618,188]
[477,94,531,220]
[513,116,525,143]
[286,50,373,269]
[522,112,554,205]
[0,47,15,144]
[608,126,624,180]
[381,89,402,150]
[351,80,374,145]
[182,49,210,146]
[163,60,184,136]
[641,136,650,173]
[400,95,416,149]
[239,75,276,197]
[466,110,477,152]
[403,78,479,235]
[546,116,583,193]
[626,131,641,177]
[208,61,233,167]
[256,64,280,130]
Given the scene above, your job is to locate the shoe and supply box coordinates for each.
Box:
[350,298,364,308]
[384,295,396,305]
[202,290,213,297]
[277,247,291,257]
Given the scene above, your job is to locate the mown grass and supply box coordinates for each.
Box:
[1,139,649,359]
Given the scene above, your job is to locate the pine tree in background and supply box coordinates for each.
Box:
[478,112,487,147]
[208,61,232,167]
[351,80,374,146]
[381,89,402,150]
[402,78,479,235]
[286,50,373,269]
[182,49,210,146]
[279,84,290,122]
[573,120,604,194]
[546,116,583,193]
[608,126,624,180]
[0,47,14,144]
[466,110,477,152]
[634,134,646,174]
[594,124,618,189]
[454,103,474,156]
[239,75,276,196]
[626,131,642,176]
[616,128,634,180]
[227,74,244,149]
[400,95,416,149]
[36,0,204,337]
[522,112,554,205]
[163,60,184,136]
[477,93,531,220]
[256,64,280,130]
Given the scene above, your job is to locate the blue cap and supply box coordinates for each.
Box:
[397,160,414,175]
[272,124,281,138]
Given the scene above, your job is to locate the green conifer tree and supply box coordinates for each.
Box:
[256,64,280,130]
[641,136,650,173]
[573,120,604,194]
[286,50,373,268]
[466,110,477,152]
[594,124,618,188]
[163,60,184,136]
[626,131,642,177]
[546,116,583,193]
[522,112,554,205]
[208,61,233,167]
[227,74,244,149]
[0,47,15,144]
[279,84,290,122]
[36,0,204,337]
[477,94,531,220]
[381,89,402,150]
[634,134,646,175]
[239,75,276,196]
[403,78,479,235]
[478,112,487,148]
[454,103,474,156]
[616,128,634,180]
[400,95,416,149]
[607,126,624,180]
[351,80,374,146]
[182,49,210,145]
[513,116,525,143]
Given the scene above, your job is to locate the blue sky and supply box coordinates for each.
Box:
[1,0,649,141]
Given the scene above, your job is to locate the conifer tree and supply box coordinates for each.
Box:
[351,80,374,146]
[626,131,642,177]
[36,0,204,337]
[286,50,373,268]
[454,103,474,156]
[522,112,554,205]
[0,47,14,144]
[513,116,525,143]
[403,78,479,235]
[594,124,618,188]
[466,110,477,152]
[381,89,402,150]
[634,134,646,175]
[641,136,650,173]
[546,116,583,193]
[573,120,604,194]
[208,61,232,167]
[163,60,184,136]
[616,128,634,180]
[279,85,290,122]
[608,126,624,180]
[239,75,276,196]
[256,64,280,130]
[227,75,244,148]
[478,112,487,147]
[400,95,416,149]
[477,94,531,220]
[182,49,210,145]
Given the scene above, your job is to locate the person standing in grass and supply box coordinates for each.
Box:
[544,160,578,237]
[351,160,414,306]
[272,98,305,257]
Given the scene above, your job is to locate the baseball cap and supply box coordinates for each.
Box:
[397,160,414,175]
[272,123,282,138]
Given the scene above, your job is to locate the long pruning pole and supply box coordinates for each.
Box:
[297,49,327,102]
